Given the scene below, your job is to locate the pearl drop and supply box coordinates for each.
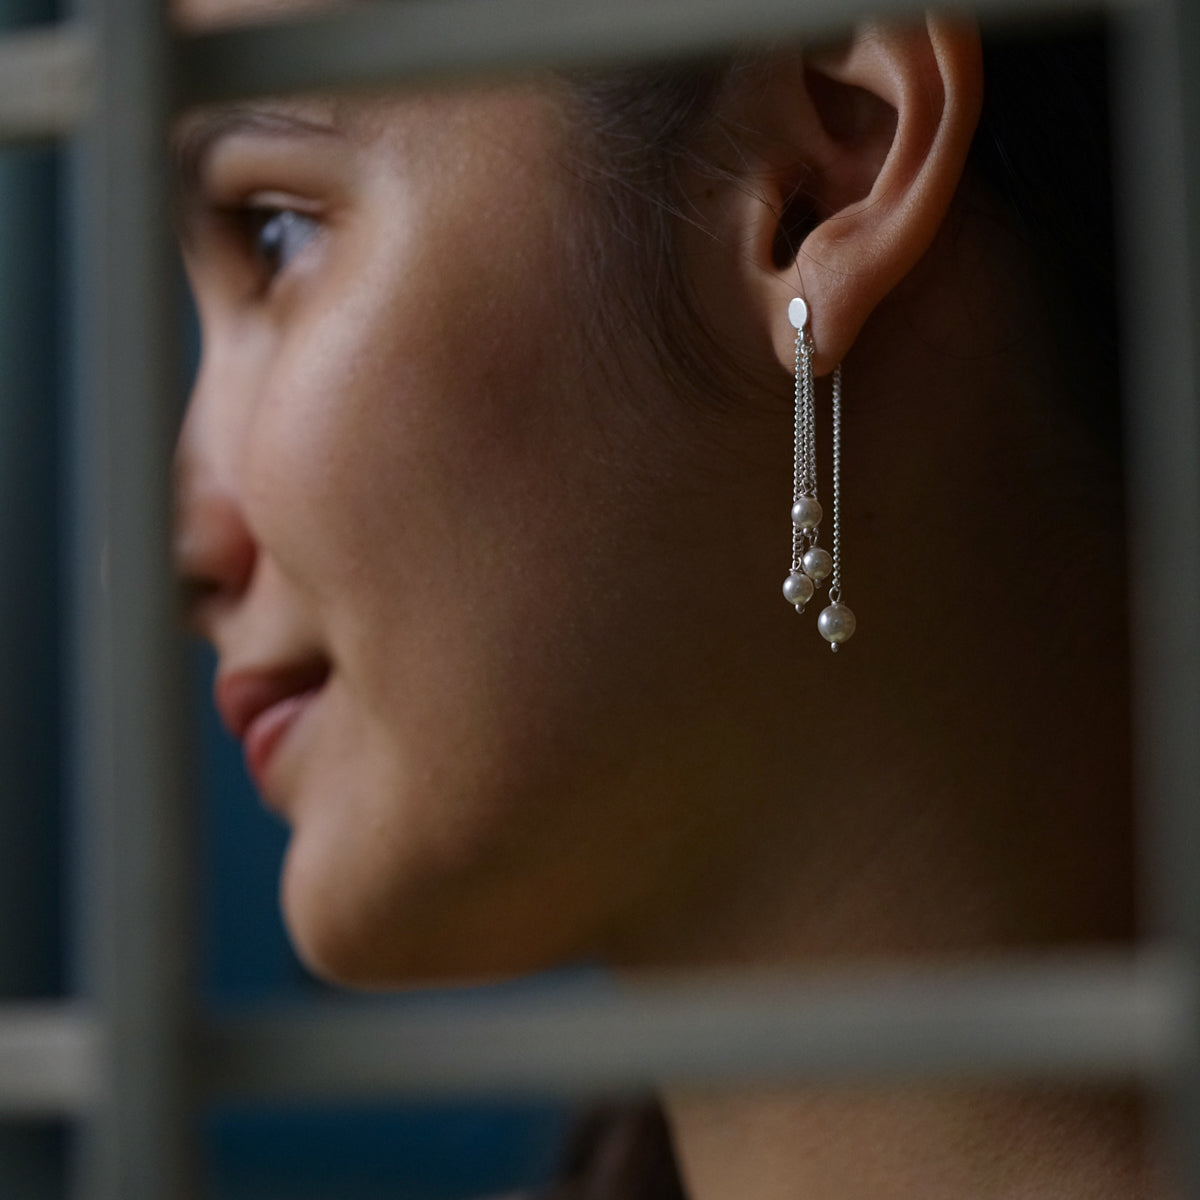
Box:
[790,498,822,530]
[787,297,809,331]
[801,547,832,582]
[782,572,814,608]
[817,602,856,645]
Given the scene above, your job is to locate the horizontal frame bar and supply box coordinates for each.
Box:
[0,0,1147,145]
[200,952,1194,1102]
[1,960,1192,1114]
[174,0,1144,108]
[0,1005,100,1115]
[0,22,90,143]
[8,953,1187,1113]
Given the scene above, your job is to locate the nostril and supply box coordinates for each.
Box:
[173,482,258,632]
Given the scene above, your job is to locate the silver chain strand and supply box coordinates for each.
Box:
[828,363,843,602]
[791,326,813,572]
[792,330,802,571]
[786,298,854,650]
[804,347,817,525]
[792,326,804,500]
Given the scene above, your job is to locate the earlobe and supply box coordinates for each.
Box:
[757,15,984,376]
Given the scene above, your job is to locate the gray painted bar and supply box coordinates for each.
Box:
[0,23,89,143]
[0,1006,101,1115]
[67,0,197,1191]
[0,0,1154,144]
[1114,1,1200,1194]
[198,954,1194,1102]
[173,0,1146,107]
[0,951,1190,1110]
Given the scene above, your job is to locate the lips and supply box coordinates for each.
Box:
[215,659,330,792]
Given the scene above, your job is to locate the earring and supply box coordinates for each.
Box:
[781,297,856,651]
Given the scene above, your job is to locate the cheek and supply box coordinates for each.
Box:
[243,218,581,653]
[233,166,657,976]
[224,94,783,982]
[241,126,576,596]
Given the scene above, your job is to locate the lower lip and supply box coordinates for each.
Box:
[243,687,322,795]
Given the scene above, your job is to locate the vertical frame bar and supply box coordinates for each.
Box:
[1112,0,1200,1192]
[68,0,198,1193]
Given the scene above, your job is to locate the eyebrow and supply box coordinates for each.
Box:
[171,103,344,217]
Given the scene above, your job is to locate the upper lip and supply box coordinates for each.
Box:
[214,658,331,742]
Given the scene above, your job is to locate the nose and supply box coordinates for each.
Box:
[173,401,258,636]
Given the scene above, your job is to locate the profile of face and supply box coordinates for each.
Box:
[174,72,791,983]
[176,5,1071,986]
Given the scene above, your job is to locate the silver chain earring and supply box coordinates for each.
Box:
[782,297,856,651]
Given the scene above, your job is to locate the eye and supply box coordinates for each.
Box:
[249,207,321,281]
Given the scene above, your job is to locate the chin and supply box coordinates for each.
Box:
[277,837,439,988]
[283,906,558,992]
[276,825,573,990]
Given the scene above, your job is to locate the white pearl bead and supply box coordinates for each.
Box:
[801,547,832,582]
[817,602,856,645]
[782,572,814,608]
[790,498,822,530]
[787,296,809,331]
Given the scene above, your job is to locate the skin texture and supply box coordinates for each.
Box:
[177,84,781,980]
[173,3,1151,1195]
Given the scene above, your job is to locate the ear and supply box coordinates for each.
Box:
[748,15,983,376]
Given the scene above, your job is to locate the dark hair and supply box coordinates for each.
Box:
[546,1102,687,1200]
[561,57,780,411]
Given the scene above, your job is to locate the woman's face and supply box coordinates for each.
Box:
[174,78,791,984]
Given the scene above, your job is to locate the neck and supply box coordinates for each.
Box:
[636,238,1144,1200]
[614,201,1148,1198]
[610,193,1136,974]
[665,1085,1153,1200]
